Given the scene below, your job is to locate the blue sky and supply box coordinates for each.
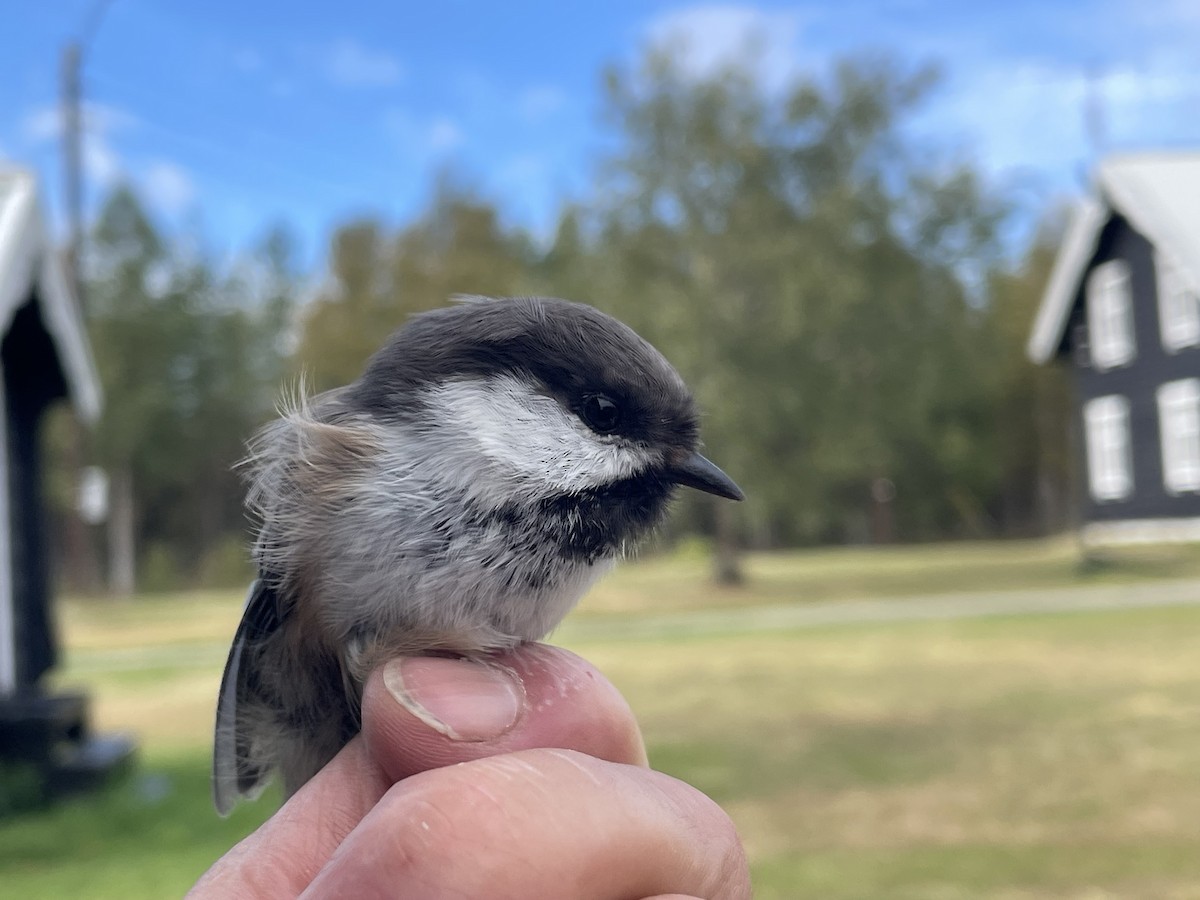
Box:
[4,1,1200,269]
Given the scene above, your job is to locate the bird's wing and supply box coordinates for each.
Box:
[212,577,283,816]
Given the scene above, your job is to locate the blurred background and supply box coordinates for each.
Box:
[3,2,1200,898]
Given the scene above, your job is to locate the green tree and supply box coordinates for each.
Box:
[86,188,296,592]
[587,50,1013,577]
[985,223,1072,535]
[294,182,534,390]
[88,187,178,593]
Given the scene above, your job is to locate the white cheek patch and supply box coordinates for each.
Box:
[424,374,657,496]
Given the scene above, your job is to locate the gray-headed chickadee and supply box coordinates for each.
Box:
[213,295,743,814]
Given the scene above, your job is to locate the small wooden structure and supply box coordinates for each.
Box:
[1029,152,1200,545]
[0,169,133,799]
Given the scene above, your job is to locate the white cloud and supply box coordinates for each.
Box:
[427,116,463,151]
[1102,59,1200,139]
[384,109,465,158]
[83,136,122,187]
[319,38,404,88]
[922,53,1200,196]
[140,160,196,217]
[17,99,198,215]
[497,153,548,186]
[1098,0,1200,41]
[630,1,1200,244]
[20,101,138,144]
[643,4,808,89]
[517,85,567,122]
[19,101,138,189]
[492,154,560,244]
[21,107,60,143]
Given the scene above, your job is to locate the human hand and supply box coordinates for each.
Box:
[188,644,751,899]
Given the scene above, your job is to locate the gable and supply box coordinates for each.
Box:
[0,170,101,422]
[1028,152,1200,365]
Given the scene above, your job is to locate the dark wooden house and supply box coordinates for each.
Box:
[1029,152,1200,544]
[0,169,132,796]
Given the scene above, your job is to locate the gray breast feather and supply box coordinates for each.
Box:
[246,383,613,650]
[216,380,618,810]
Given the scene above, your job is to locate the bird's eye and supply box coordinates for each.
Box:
[580,394,622,434]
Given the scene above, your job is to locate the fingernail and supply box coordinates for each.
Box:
[383,657,525,741]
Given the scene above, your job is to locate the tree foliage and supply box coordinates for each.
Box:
[67,49,1070,593]
[85,188,296,588]
[293,181,535,390]
[575,53,1033,546]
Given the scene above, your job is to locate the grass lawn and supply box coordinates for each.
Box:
[5,540,1200,898]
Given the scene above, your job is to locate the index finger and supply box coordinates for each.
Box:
[300,749,751,900]
[187,643,647,899]
[186,738,388,899]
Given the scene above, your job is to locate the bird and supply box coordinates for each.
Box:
[212,295,743,814]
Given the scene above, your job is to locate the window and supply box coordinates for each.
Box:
[1157,379,1200,494]
[1156,251,1200,352]
[1087,260,1135,370]
[1083,395,1133,501]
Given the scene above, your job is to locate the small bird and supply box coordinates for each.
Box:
[212,295,743,814]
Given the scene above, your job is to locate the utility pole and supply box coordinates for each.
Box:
[61,42,84,293]
[58,0,114,593]
[62,0,113,294]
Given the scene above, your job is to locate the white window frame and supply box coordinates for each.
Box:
[1156,251,1200,352]
[1087,260,1136,370]
[1083,394,1133,502]
[1157,378,1200,494]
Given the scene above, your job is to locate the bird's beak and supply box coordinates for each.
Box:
[669,451,745,501]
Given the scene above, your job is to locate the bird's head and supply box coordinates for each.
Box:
[348,296,743,559]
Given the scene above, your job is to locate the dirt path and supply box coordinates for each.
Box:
[562,577,1200,641]
[65,578,1200,672]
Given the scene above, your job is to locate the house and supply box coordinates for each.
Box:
[1028,152,1200,544]
[0,168,133,795]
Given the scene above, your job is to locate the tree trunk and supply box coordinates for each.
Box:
[712,499,743,585]
[870,476,896,544]
[108,463,136,597]
[62,419,101,593]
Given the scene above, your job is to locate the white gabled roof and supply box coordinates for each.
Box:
[0,169,101,422]
[1028,151,1200,364]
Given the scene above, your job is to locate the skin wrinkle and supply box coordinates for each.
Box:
[373,774,535,899]
[542,747,606,788]
[198,835,303,900]
[433,754,596,896]
[317,797,452,900]
[329,750,739,899]
[198,644,750,900]
[642,772,750,900]
[198,739,391,898]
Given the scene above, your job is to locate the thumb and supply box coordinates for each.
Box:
[360,643,648,782]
